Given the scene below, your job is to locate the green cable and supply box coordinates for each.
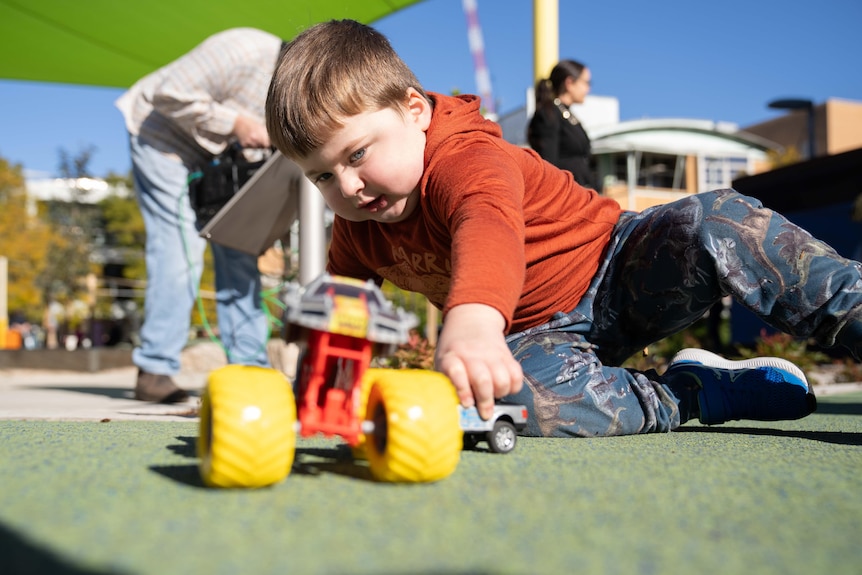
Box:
[176,172,284,363]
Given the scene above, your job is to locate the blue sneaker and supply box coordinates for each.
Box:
[665,348,816,425]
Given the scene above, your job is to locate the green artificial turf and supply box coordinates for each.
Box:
[1,392,861,575]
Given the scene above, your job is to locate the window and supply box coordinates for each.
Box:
[704,156,749,189]
[637,152,686,190]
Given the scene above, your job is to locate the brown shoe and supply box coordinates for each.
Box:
[135,370,190,403]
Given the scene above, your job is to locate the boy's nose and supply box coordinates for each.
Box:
[338,172,362,199]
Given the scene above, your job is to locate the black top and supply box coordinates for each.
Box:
[527,101,593,188]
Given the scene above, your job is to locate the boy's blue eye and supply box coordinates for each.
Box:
[350,148,366,162]
[316,173,332,183]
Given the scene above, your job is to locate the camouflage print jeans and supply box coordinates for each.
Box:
[504,189,862,437]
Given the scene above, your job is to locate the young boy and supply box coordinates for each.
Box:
[265,19,862,437]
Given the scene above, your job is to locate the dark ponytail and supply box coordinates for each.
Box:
[535,59,586,108]
[534,78,554,108]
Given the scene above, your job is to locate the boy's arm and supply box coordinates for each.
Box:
[435,303,523,420]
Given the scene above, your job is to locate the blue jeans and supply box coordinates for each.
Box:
[504,189,862,437]
[130,134,269,375]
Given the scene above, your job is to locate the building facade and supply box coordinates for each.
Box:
[589,119,775,211]
[499,94,780,211]
[740,98,862,159]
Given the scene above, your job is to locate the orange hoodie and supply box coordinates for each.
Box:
[327,93,622,334]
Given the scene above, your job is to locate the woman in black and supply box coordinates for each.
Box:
[527,59,594,188]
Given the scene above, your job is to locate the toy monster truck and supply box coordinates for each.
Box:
[197,273,463,488]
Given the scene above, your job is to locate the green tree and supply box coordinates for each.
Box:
[0,155,24,192]
[100,186,146,280]
[97,168,220,341]
[104,170,132,189]
[0,156,59,323]
[767,146,803,169]
[35,146,101,310]
[58,144,97,178]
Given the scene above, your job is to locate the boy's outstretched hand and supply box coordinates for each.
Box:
[435,303,524,420]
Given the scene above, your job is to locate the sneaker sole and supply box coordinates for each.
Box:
[669,348,809,391]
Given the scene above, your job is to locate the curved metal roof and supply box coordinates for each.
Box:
[589,118,780,156]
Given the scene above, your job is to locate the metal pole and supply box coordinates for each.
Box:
[806,105,816,160]
[463,0,496,117]
[533,0,559,83]
[626,151,637,211]
[298,177,327,286]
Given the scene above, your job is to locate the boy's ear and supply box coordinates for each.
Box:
[405,88,432,131]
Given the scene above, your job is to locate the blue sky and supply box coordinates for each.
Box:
[0,0,859,178]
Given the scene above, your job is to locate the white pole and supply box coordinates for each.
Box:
[298,177,327,286]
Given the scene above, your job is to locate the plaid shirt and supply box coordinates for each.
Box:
[116,28,282,165]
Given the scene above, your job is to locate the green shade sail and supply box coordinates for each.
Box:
[0,0,422,88]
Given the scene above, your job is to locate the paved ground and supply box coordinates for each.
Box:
[0,341,302,422]
[0,367,205,421]
[2,355,861,422]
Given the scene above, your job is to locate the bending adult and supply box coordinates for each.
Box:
[116,28,281,402]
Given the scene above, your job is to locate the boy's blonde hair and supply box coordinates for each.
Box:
[266,19,429,159]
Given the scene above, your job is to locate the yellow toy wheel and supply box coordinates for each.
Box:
[350,368,380,461]
[364,369,462,483]
[198,365,297,488]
